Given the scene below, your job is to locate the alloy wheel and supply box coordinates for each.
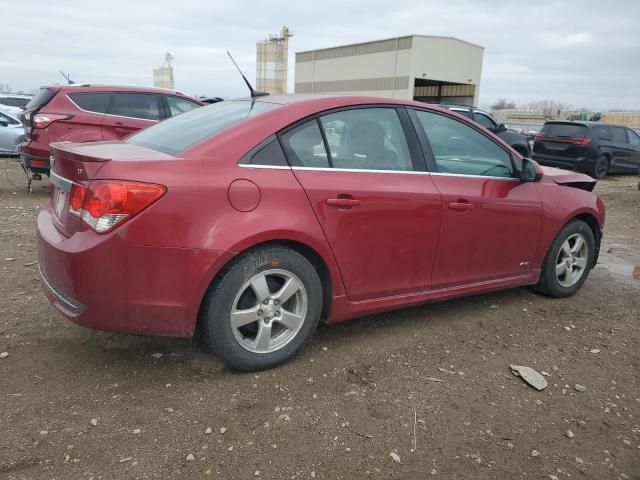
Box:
[555,233,589,287]
[230,269,308,354]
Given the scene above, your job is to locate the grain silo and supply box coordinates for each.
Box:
[256,27,293,95]
[153,52,175,89]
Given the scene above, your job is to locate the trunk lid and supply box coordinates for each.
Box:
[49,141,173,236]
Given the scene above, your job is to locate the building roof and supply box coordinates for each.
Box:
[296,34,484,55]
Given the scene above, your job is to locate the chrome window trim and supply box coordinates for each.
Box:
[237,164,519,180]
[430,172,519,181]
[66,94,159,123]
[292,166,429,175]
[237,164,291,170]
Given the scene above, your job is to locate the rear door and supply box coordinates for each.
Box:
[281,106,442,301]
[626,129,640,172]
[609,126,635,172]
[102,93,162,139]
[410,108,542,287]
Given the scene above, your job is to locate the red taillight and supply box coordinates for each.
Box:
[534,135,591,145]
[32,113,73,129]
[69,181,165,233]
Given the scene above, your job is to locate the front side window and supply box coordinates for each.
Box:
[610,126,627,143]
[68,92,111,114]
[167,96,201,117]
[128,100,277,155]
[473,111,497,131]
[628,129,640,146]
[109,93,161,121]
[280,120,329,168]
[319,108,414,171]
[414,110,514,178]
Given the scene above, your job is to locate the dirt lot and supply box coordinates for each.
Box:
[1,158,638,480]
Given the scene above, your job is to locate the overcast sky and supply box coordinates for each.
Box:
[3,0,639,110]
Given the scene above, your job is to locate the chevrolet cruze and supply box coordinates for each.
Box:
[37,95,605,370]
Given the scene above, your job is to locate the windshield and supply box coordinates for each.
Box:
[127,100,278,155]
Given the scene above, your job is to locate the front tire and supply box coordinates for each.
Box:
[200,246,323,371]
[534,220,595,298]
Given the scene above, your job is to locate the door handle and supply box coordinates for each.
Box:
[448,201,474,211]
[326,198,360,209]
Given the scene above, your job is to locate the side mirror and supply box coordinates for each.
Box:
[521,157,543,182]
[0,120,8,128]
[497,123,507,133]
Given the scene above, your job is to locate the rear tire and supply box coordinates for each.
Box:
[199,246,322,371]
[533,220,595,298]
[591,155,609,179]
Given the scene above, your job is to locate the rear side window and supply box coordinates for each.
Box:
[628,129,640,146]
[280,120,329,168]
[127,100,277,155]
[596,126,611,140]
[25,88,56,110]
[541,123,587,138]
[610,127,627,143]
[109,93,161,121]
[319,108,414,171]
[68,93,110,114]
[167,96,201,117]
[244,136,288,166]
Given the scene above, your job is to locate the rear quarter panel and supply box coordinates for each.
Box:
[94,156,346,327]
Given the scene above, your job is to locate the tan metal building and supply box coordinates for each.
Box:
[256,27,293,95]
[295,35,484,105]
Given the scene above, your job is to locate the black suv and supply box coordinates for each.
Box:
[532,121,640,178]
[441,105,531,157]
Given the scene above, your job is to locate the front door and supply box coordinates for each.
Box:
[410,108,542,288]
[279,107,442,301]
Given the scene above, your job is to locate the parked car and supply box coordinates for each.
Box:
[0,94,33,109]
[440,104,531,157]
[38,95,605,371]
[0,108,25,156]
[532,121,640,178]
[19,84,204,176]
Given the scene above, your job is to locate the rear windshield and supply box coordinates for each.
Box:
[541,123,588,138]
[0,97,30,108]
[25,88,57,110]
[127,100,278,155]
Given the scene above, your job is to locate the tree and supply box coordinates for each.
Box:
[491,98,516,110]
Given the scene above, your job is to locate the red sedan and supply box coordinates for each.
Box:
[37,95,605,370]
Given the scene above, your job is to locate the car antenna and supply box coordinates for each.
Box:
[226,51,269,98]
[59,71,74,85]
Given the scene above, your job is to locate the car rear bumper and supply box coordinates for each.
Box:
[36,206,233,337]
[532,153,593,172]
[20,151,51,174]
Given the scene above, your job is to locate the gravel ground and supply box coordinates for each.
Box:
[1,157,639,480]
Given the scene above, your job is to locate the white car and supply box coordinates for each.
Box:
[0,107,25,156]
[0,94,33,109]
